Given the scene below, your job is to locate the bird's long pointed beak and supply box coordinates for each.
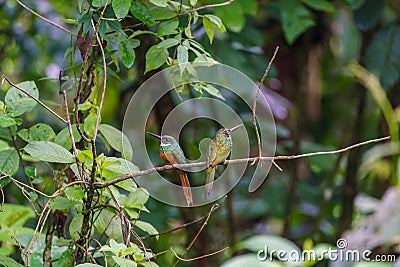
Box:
[147,132,162,140]
[229,124,243,133]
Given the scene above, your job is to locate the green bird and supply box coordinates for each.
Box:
[147,132,193,206]
[205,124,243,198]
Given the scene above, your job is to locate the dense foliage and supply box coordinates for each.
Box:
[0,0,399,266]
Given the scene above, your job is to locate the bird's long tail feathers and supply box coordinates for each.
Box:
[178,170,193,206]
[205,167,215,199]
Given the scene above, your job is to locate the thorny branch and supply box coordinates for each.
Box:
[94,136,390,188]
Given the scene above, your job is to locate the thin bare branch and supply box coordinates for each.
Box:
[170,246,229,262]
[93,136,390,188]
[251,46,279,168]
[15,0,76,36]
[173,203,221,266]
[2,74,68,124]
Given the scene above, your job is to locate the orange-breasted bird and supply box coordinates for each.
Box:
[205,124,243,198]
[147,132,193,206]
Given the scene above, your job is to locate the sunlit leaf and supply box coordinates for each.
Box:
[5,81,39,117]
[24,141,74,164]
[130,0,155,25]
[112,0,131,19]
[144,45,169,73]
[99,124,133,161]
[0,149,19,176]
[17,123,55,142]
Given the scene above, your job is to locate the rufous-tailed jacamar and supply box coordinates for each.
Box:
[147,132,193,206]
[205,124,243,198]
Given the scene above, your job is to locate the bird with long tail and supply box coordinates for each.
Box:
[147,132,193,206]
[205,124,243,198]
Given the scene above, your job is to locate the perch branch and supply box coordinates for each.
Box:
[179,0,235,15]
[93,136,390,188]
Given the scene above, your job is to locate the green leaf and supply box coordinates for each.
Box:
[279,0,315,44]
[144,45,169,74]
[84,111,98,139]
[203,17,215,44]
[17,123,55,142]
[24,166,36,178]
[0,177,11,187]
[0,149,19,176]
[365,26,400,90]
[5,81,39,117]
[150,6,177,20]
[65,186,84,201]
[204,14,226,32]
[125,188,149,208]
[130,0,155,25]
[0,113,16,128]
[301,0,335,13]
[156,38,179,49]
[112,0,131,19]
[214,1,244,32]
[54,125,82,150]
[134,221,158,237]
[177,45,189,74]
[112,256,137,267]
[157,18,179,37]
[24,141,75,163]
[201,85,225,100]
[78,102,92,111]
[95,209,123,241]
[118,39,136,68]
[91,0,107,7]
[0,126,15,141]
[51,196,75,210]
[0,204,35,227]
[0,255,24,267]
[102,157,139,179]
[69,213,83,240]
[149,0,168,7]
[99,124,133,160]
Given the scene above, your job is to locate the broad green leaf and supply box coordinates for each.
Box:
[109,239,127,253]
[5,81,39,117]
[0,204,35,227]
[69,213,83,240]
[91,0,106,7]
[177,45,189,74]
[54,125,82,150]
[214,1,244,32]
[301,0,335,13]
[0,177,11,187]
[112,0,131,19]
[130,0,155,25]
[144,45,169,73]
[99,124,133,160]
[0,113,16,128]
[95,209,123,242]
[140,262,160,267]
[24,166,36,177]
[83,111,98,139]
[202,85,224,100]
[65,186,84,201]
[0,140,10,151]
[118,39,136,68]
[365,26,400,90]
[17,123,55,142]
[0,255,24,267]
[156,38,179,49]
[0,126,15,141]
[203,14,226,32]
[150,6,177,20]
[157,18,179,37]
[24,141,74,164]
[279,1,315,44]
[125,188,149,208]
[51,196,76,210]
[0,149,19,176]
[78,102,92,111]
[102,157,139,180]
[150,0,168,7]
[112,256,137,267]
[134,221,158,237]
[203,17,215,44]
